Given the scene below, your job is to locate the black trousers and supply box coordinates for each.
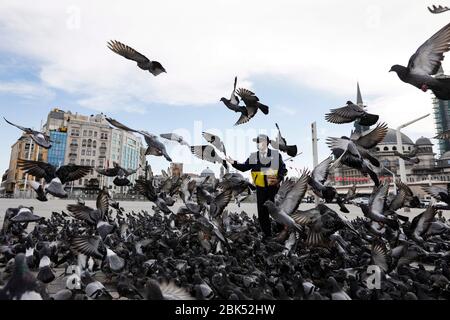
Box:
[256,186,282,237]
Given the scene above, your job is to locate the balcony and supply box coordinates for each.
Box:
[70,143,79,148]
[69,153,77,158]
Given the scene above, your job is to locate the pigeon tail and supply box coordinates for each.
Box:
[285,145,298,158]
[358,113,379,127]
[431,78,450,100]
[257,102,269,115]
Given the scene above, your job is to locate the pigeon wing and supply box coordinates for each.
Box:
[369,182,389,216]
[105,117,139,133]
[70,236,104,260]
[107,40,150,64]
[312,157,332,185]
[4,117,32,133]
[17,159,56,183]
[354,122,388,149]
[56,165,92,184]
[408,22,450,76]
[279,170,310,215]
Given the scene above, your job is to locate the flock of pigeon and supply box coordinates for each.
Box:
[2,4,450,300]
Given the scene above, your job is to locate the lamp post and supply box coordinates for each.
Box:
[311,122,319,204]
[396,114,430,183]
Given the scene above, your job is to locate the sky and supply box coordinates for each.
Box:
[0,0,448,178]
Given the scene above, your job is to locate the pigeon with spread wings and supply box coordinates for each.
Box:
[96,162,139,186]
[4,117,52,149]
[390,22,450,100]
[270,123,298,157]
[160,133,190,147]
[190,145,228,169]
[428,5,450,14]
[234,88,269,126]
[220,76,248,117]
[107,40,166,76]
[202,132,226,155]
[325,101,379,127]
[17,159,92,199]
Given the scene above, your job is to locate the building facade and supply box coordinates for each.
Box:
[4,135,48,194]
[433,68,450,156]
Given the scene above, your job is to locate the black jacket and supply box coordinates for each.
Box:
[232,149,287,187]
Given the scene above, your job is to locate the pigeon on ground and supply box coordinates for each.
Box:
[234,88,269,125]
[4,117,52,149]
[190,145,228,169]
[202,132,226,155]
[96,162,139,186]
[428,5,450,14]
[134,178,173,214]
[145,279,194,300]
[325,101,379,127]
[390,22,450,100]
[160,133,190,147]
[270,123,298,157]
[107,40,166,76]
[0,253,42,300]
[17,159,92,198]
[10,207,42,223]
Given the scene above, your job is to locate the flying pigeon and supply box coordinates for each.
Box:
[394,147,420,164]
[202,132,226,155]
[428,5,450,14]
[96,162,139,186]
[434,129,450,140]
[220,76,248,117]
[4,117,52,149]
[107,40,166,76]
[390,22,450,100]
[17,159,92,198]
[325,101,379,127]
[190,145,228,169]
[234,88,270,126]
[270,123,298,157]
[106,117,172,162]
[160,133,190,147]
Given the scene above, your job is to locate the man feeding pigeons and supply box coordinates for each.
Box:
[226,134,287,241]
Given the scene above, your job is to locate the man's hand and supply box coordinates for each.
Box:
[267,174,279,187]
[225,156,236,164]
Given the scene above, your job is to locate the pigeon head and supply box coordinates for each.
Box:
[220,97,227,103]
[389,65,407,76]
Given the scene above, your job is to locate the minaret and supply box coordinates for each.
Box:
[353,82,371,134]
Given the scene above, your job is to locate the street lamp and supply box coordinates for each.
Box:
[396,114,430,183]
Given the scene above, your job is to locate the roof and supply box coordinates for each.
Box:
[440,151,450,160]
[415,137,433,146]
[377,128,414,145]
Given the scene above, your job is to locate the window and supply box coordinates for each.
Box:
[89,130,93,137]
[383,147,389,151]
[82,139,87,147]
[83,130,87,137]
[93,141,97,148]
[91,160,95,166]
[87,149,92,156]
[392,146,397,151]
[93,150,96,156]
[81,149,86,156]
[87,139,92,148]
[81,159,85,165]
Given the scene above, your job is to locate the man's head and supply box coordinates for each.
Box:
[253,134,270,152]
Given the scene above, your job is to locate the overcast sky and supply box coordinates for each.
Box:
[0,0,448,177]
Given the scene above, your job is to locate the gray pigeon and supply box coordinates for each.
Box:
[220,76,248,117]
[4,117,52,149]
[428,5,450,14]
[202,132,226,155]
[325,101,379,126]
[234,88,269,125]
[160,133,190,147]
[107,40,166,76]
[390,22,450,100]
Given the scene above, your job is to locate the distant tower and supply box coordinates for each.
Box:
[433,66,450,156]
[353,82,371,134]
